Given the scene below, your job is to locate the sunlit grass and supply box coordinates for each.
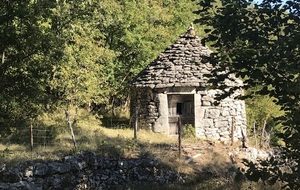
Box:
[0,108,283,189]
[0,108,194,173]
[0,108,179,165]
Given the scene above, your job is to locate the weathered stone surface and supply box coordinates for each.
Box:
[48,162,71,174]
[202,119,213,127]
[153,93,169,133]
[23,168,33,179]
[202,101,211,106]
[206,109,221,119]
[219,131,231,137]
[132,33,215,89]
[34,163,48,176]
[215,120,229,128]
[221,108,230,116]
[3,167,22,183]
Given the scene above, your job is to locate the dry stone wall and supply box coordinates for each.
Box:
[132,87,247,143]
[132,35,214,89]
[131,89,159,130]
[196,89,247,142]
[0,152,184,190]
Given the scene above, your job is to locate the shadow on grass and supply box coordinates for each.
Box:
[100,116,130,129]
[73,128,276,190]
[0,125,282,190]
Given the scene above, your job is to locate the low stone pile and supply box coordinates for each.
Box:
[230,147,273,162]
[0,152,184,189]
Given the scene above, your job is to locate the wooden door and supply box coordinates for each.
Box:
[168,94,194,135]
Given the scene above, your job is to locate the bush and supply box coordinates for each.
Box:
[182,124,195,138]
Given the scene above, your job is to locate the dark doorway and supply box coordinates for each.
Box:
[176,103,183,115]
[168,94,195,135]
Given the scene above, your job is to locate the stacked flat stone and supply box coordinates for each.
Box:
[196,90,246,142]
[133,34,214,89]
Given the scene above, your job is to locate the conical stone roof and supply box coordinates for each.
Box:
[132,31,215,89]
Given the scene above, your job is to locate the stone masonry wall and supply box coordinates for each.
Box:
[132,89,159,131]
[196,89,247,142]
[131,87,247,142]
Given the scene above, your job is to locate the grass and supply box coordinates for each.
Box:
[0,109,283,189]
[0,108,178,165]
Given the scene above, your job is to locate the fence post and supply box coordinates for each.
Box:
[178,116,182,158]
[231,117,235,146]
[30,124,33,151]
[134,108,138,140]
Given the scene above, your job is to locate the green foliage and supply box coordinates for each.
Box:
[97,0,203,108]
[195,0,300,188]
[1,148,12,159]
[0,1,55,130]
[0,0,203,133]
[245,87,284,146]
[182,124,196,139]
[48,0,114,107]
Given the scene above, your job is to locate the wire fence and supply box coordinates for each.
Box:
[0,126,55,150]
[30,126,54,150]
[30,125,54,150]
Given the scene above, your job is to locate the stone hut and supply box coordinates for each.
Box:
[131,27,247,142]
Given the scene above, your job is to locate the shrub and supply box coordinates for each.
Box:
[182,124,195,138]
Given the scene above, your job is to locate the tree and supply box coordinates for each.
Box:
[48,0,116,149]
[245,87,284,148]
[195,0,300,188]
[96,0,202,112]
[0,0,204,144]
[0,0,55,135]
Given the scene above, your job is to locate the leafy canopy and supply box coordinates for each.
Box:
[0,0,201,130]
[195,0,300,188]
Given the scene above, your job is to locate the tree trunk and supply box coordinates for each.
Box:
[134,106,138,140]
[253,123,257,149]
[65,109,77,150]
[260,119,267,149]
[2,51,5,64]
[111,97,114,128]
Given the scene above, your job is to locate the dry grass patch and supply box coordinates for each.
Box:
[0,109,284,189]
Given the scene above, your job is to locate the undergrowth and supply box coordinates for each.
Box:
[0,108,283,189]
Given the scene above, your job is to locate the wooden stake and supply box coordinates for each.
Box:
[134,93,139,140]
[178,116,182,158]
[231,117,235,146]
[134,107,138,140]
[30,123,33,152]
